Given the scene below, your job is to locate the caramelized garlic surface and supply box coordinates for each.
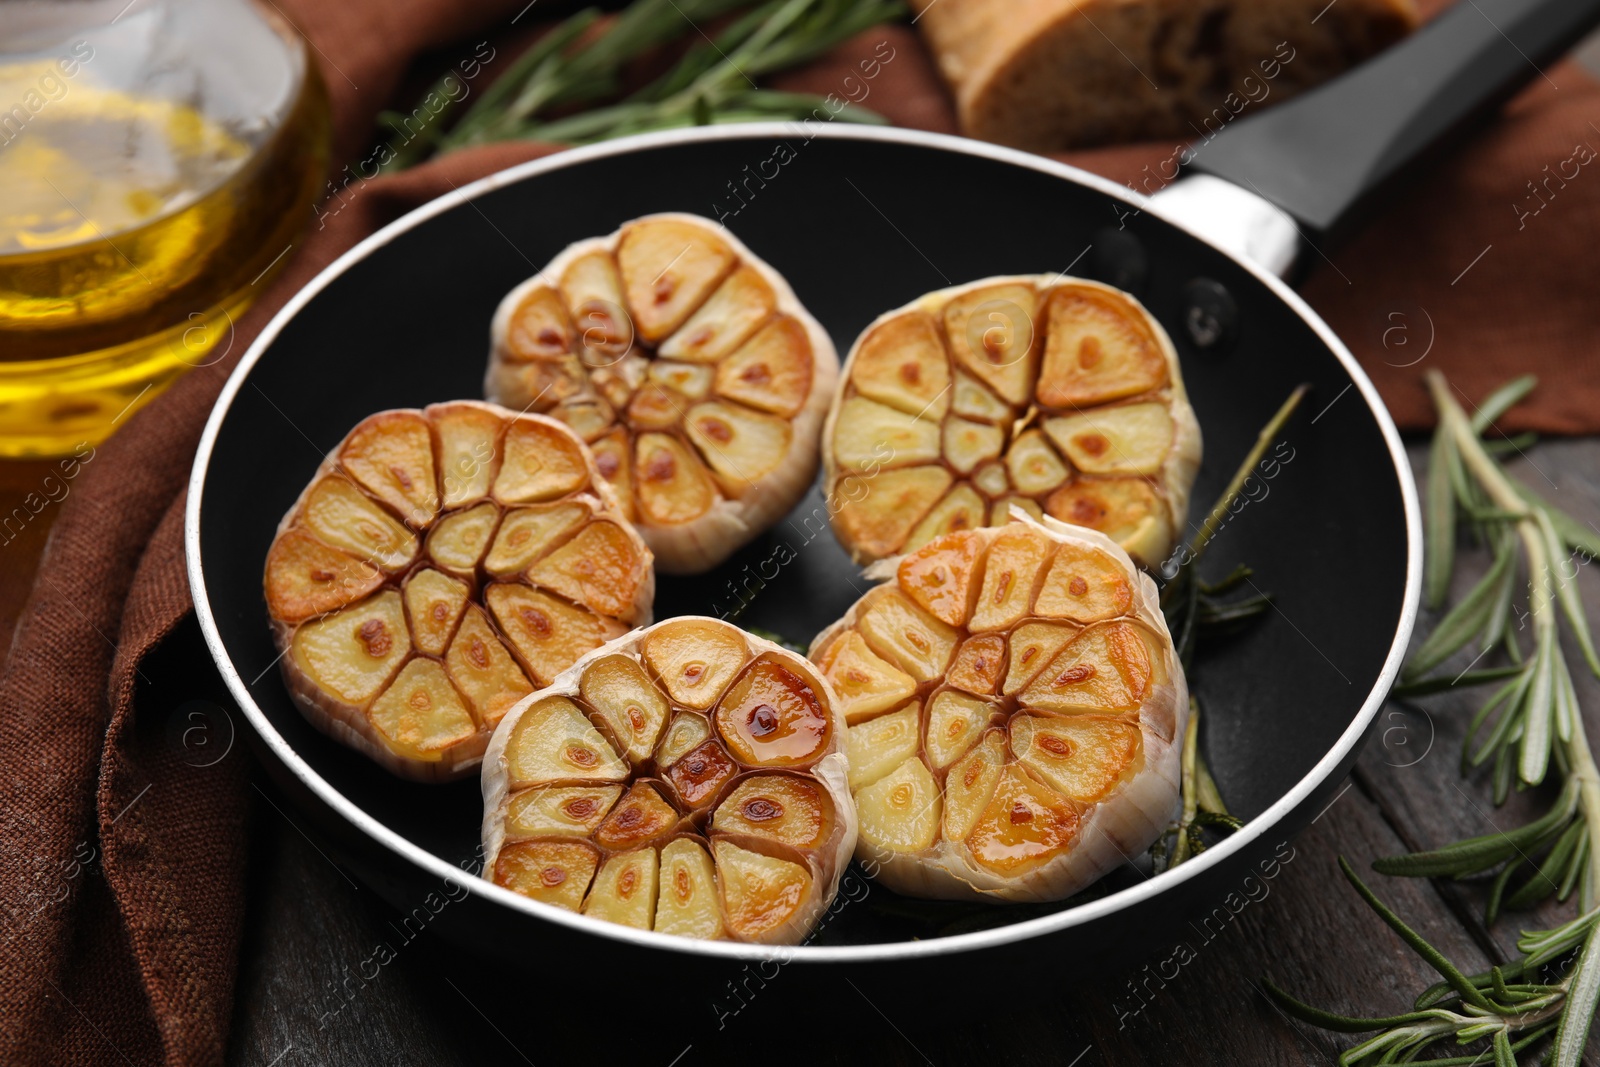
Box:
[264,402,653,782]
[486,214,839,575]
[822,276,1201,568]
[481,617,856,944]
[811,511,1187,902]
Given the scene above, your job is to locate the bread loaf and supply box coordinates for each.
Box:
[910,0,1418,151]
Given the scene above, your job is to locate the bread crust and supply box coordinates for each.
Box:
[911,0,1418,151]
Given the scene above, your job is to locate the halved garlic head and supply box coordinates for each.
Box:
[822,276,1201,569]
[810,512,1187,902]
[486,213,840,575]
[481,617,856,944]
[263,401,654,783]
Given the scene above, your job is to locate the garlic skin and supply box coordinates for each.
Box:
[810,511,1187,903]
[264,401,654,783]
[485,213,840,575]
[820,275,1201,570]
[481,617,857,945]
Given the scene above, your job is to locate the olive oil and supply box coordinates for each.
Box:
[0,49,327,456]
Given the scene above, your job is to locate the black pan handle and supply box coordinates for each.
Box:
[1185,0,1600,241]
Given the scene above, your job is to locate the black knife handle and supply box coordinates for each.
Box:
[1185,0,1600,240]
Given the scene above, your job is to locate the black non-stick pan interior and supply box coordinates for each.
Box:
[195,129,1409,946]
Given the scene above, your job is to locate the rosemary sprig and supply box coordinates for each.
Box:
[380,0,903,170]
[1160,384,1308,671]
[1270,372,1600,1065]
[1152,697,1243,871]
[1152,385,1308,869]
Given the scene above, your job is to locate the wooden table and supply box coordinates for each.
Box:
[8,440,1600,1065]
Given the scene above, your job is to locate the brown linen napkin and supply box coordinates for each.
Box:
[3,6,1599,1066]
[0,7,555,1066]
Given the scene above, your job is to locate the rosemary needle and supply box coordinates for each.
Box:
[1152,388,1306,870]
[380,0,905,170]
[1274,373,1600,1067]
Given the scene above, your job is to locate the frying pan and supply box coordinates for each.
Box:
[185,0,1598,1007]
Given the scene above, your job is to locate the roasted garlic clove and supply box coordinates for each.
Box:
[822,276,1201,569]
[948,633,1006,696]
[854,756,941,855]
[264,401,653,783]
[712,775,834,851]
[683,401,791,498]
[486,214,839,574]
[847,312,951,418]
[302,476,417,573]
[845,702,921,789]
[941,730,1007,845]
[403,568,471,656]
[291,592,410,707]
[594,782,682,852]
[367,659,477,763]
[264,529,383,624]
[505,784,622,839]
[493,840,600,912]
[663,739,740,810]
[583,848,659,929]
[713,655,831,767]
[830,466,952,563]
[655,713,712,767]
[339,411,439,526]
[832,397,942,472]
[810,513,1186,903]
[481,617,856,944]
[580,654,670,763]
[924,689,996,770]
[505,695,632,787]
[712,840,817,944]
[812,630,915,725]
[851,586,959,683]
[655,838,725,939]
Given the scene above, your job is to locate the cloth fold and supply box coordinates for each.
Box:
[3,2,1598,1063]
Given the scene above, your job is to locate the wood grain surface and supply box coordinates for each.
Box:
[6,25,1600,1065]
[214,441,1600,1066]
[8,440,1599,1065]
